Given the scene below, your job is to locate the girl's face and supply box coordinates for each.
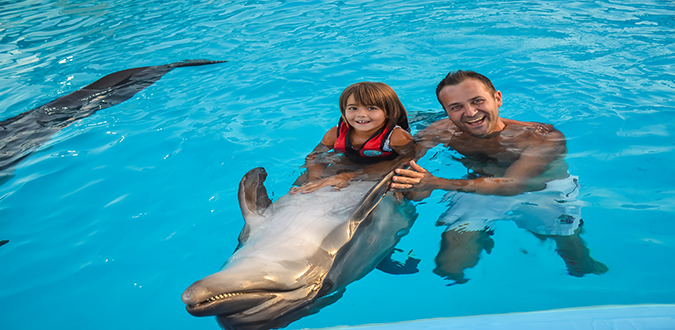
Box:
[344,94,387,135]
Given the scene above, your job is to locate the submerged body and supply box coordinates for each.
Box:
[182,167,417,330]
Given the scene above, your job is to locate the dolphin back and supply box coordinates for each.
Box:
[0,60,226,177]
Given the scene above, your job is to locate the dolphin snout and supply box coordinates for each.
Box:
[182,280,209,305]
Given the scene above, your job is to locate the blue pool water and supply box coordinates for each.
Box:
[1,1,674,329]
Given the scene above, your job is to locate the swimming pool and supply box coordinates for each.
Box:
[1,0,674,329]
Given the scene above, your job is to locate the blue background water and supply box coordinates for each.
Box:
[1,0,674,329]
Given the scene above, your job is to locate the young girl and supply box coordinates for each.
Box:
[290,82,414,194]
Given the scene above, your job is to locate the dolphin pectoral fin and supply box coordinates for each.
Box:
[346,170,397,236]
[263,288,346,330]
[376,248,421,275]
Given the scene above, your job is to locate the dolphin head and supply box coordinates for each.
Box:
[182,167,342,328]
[182,245,335,329]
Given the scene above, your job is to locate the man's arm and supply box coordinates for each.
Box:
[393,120,451,201]
[391,128,567,196]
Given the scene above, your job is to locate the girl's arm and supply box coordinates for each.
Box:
[290,127,336,192]
[303,127,337,181]
[291,127,415,194]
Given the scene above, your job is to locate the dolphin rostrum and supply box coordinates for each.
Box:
[182,167,418,330]
[0,59,226,181]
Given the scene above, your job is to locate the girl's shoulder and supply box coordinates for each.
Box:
[321,126,339,147]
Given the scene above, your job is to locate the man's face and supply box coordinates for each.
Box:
[438,78,504,137]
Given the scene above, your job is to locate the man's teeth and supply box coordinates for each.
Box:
[466,116,485,124]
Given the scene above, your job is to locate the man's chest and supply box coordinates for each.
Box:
[447,137,526,165]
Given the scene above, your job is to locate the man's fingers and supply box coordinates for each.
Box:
[392,173,422,184]
[410,160,428,173]
[389,182,412,190]
[395,169,424,178]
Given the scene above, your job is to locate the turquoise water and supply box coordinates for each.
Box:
[1,1,674,329]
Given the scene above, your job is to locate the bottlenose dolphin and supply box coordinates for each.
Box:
[0,59,226,179]
[182,167,418,330]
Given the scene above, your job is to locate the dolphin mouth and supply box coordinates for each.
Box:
[184,287,313,317]
[185,291,272,316]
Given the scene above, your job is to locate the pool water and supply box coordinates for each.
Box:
[1,1,674,329]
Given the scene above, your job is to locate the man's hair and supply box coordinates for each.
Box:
[339,82,410,131]
[435,70,496,106]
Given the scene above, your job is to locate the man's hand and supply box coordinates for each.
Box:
[390,160,436,191]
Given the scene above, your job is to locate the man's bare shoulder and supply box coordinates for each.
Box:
[501,118,567,158]
[502,118,565,141]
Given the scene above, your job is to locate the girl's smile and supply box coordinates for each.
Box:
[344,94,386,135]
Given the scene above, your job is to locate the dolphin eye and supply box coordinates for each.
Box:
[317,280,334,297]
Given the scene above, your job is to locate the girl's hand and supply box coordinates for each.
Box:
[290,173,353,194]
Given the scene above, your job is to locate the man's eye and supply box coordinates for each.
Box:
[473,99,484,104]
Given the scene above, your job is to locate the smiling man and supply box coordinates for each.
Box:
[392,70,569,196]
[391,70,606,284]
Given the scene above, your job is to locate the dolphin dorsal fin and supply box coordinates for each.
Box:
[346,169,398,237]
[236,167,272,246]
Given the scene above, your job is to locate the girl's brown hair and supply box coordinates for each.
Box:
[338,82,410,131]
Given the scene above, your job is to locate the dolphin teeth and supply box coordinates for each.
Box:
[205,292,243,304]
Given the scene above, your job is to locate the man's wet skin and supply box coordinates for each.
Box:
[531,228,608,277]
[389,74,607,283]
[433,229,494,285]
[390,78,569,197]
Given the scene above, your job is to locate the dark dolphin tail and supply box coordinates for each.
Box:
[0,60,227,176]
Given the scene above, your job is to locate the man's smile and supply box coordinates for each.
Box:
[465,115,486,126]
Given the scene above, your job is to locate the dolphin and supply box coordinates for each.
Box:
[182,167,418,330]
[0,59,226,180]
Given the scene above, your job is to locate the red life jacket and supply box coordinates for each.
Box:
[333,120,397,163]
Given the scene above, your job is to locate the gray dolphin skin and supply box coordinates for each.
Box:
[0,59,226,181]
[182,167,418,330]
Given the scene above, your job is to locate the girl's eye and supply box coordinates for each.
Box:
[367,106,380,111]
